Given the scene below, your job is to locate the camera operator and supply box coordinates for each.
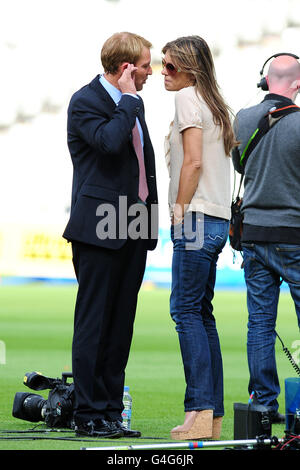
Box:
[232,54,300,423]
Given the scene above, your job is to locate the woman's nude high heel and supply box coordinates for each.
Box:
[170,410,213,440]
[212,416,222,440]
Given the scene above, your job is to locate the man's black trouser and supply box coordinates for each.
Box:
[71,237,147,423]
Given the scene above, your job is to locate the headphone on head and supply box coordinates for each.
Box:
[257,52,300,90]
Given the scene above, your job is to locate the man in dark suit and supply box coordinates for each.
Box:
[63,32,158,438]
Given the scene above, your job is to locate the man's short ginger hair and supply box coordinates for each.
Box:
[101,32,152,74]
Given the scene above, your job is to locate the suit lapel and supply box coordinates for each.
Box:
[135,101,156,184]
[135,99,151,150]
[89,75,116,110]
[89,78,155,176]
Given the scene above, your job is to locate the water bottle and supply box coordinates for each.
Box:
[122,386,132,429]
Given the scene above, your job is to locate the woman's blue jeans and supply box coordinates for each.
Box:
[170,212,229,415]
[242,242,300,413]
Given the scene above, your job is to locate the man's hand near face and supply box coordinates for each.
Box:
[118,63,138,95]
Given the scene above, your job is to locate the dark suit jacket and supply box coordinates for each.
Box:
[63,75,158,250]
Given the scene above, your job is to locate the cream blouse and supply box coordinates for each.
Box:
[165,86,231,220]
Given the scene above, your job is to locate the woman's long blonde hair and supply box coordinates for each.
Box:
[162,36,237,155]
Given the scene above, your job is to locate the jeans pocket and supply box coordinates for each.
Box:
[242,246,259,280]
[184,213,204,250]
[202,220,229,254]
[276,245,300,284]
[171,213,204,251]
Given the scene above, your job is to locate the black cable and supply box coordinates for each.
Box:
[0,427,167,442]
[276,331,300,377]
[0,435,167,443]
[0,428,73,434]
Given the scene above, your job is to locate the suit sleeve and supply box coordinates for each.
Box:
[70,93,141,156]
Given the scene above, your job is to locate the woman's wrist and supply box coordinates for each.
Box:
[171,214,183,225]
[171,204,184,225]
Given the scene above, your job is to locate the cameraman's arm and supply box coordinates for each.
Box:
[231,116,244,174]
[231,146,244,174]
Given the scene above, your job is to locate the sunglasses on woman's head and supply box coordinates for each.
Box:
[162,59,181,75]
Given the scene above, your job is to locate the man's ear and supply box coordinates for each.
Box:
[290,79,300,91]
[120,62,129,73]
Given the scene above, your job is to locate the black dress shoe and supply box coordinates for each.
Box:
[75,419,124,438]
[114,420,141,438]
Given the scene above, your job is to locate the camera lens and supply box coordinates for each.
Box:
[12,392,47,422]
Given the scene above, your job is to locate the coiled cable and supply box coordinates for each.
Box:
[276,331,300,377]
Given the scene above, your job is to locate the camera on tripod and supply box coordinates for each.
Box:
[12,371,74,428]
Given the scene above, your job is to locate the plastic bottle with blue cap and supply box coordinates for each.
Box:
[122,386,132,430]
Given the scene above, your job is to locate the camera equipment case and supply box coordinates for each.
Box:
[234,402,272,439]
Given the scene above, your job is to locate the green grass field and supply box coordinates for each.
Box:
[0,283,299,451]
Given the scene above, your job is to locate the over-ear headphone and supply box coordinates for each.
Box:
[257,52,300,90]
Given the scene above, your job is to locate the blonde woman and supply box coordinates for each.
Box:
[162,36,236,440]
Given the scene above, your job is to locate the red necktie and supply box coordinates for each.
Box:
[132,121,149,202]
